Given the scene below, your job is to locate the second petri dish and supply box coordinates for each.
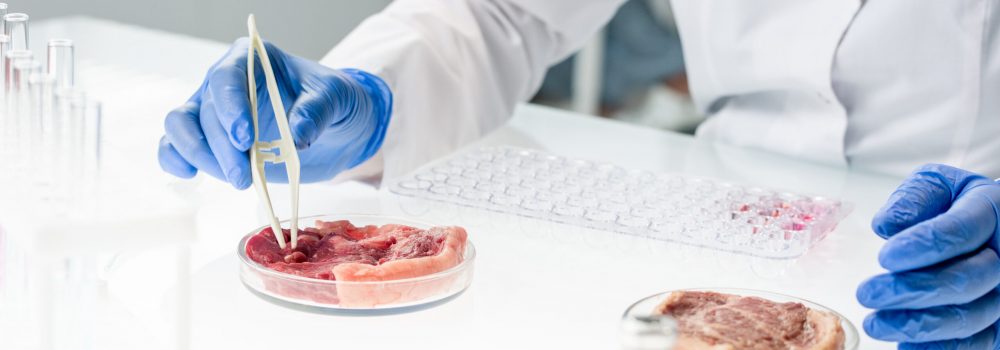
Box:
[621,288,859,350]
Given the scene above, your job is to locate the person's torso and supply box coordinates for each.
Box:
[671,0,1000,178]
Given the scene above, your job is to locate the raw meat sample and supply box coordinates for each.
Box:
[245,220,468,307]
[654,291,845,350]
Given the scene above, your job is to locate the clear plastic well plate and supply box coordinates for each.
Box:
[238,214,475,311]
[621,288,859,350]
[391,146,851,259]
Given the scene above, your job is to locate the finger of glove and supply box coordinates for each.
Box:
[879,184,999,272]
[207,39,254,151]
[157,135,197,179]
[872,165,968,239]
[898,323,999,350]
[289,68,391,162]
[200,97,251,190]
[288,83,340,150]
[863,290,1000,343]
[163,102,225,180]
[858,248,1000,309]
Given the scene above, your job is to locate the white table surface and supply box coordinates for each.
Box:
[4,17,907,350]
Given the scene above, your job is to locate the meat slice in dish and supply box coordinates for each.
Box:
[654,291,845,350]
[245,219,468,307]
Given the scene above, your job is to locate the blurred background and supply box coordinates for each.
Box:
[23,0,703,133]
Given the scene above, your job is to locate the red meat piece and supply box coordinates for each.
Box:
[654,291,845,350]
[245,220,468,307]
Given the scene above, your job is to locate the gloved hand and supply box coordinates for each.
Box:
[857,164,1000,349]
[158,38,392,188]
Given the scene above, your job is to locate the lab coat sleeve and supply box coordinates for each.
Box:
[320,0,624,184]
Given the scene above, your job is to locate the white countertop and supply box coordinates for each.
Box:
[2,17,906,350]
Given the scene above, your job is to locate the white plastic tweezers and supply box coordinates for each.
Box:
[247,14,300,249]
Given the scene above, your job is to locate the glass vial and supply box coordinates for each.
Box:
[3,49,30,95]
[3,12,27,51]
[0,3,7,31]
[47,39,74,89]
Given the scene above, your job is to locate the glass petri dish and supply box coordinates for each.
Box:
[621,288,859,350]
[238,214,475,311]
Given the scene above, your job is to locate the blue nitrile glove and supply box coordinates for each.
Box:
[857,164,1000,348]
[157,38,392,188]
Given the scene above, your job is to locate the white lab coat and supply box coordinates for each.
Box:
[322,0,1000,182]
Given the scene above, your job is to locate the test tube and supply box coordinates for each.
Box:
[3,12,27,51]
[9,55,39,101]
[47,39,74,88]
[5,56,38,118]
[27,72,55,190]
[2,51,31,161]
[12,59,43,135]
[81,100,102,192]
[29,70,55,138]
[54,89,94,201]
[0,4,9,94]
[4,49,31,93]
[54,88,86,155]
[0,3,7,31]
[2,59,41,190]
[11,60,42,121]
[0,34,8,94]
[41,88,84,206]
